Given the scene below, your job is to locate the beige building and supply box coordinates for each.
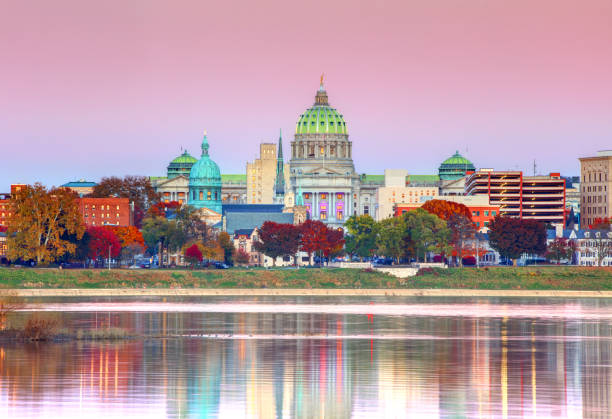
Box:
[246,143,290,204]
[579,150,612,228]
[376,169,439,220]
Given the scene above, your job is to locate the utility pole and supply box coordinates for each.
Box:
[108,244,111,270]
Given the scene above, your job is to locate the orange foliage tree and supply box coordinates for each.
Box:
[104,226,145,251]
[7,184,85,264]
[421,199,472,221]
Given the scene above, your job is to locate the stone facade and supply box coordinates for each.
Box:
[579,150,612,229]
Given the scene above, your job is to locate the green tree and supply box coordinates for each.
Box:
[7,184,85,264]
[376,217,408,263]
[217,231,235,266]
[344,215,378,260]
[447,213,476,267]
[403,209,452,262]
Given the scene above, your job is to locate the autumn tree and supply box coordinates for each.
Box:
[148,201,181,218]
[87,227,121,261]
[447,213,476,267]
[344,215,378,260]
[7,184,85,264]
[234,248,251,266]
[546,238,576,264]
[91,176,159,227]
[488,217,547,265]
[421,199,472,221]
[184,244,203,267]
[254,222,301,266]
[105,226,145,250]
[299,220,329,265]
[322,228,345,260]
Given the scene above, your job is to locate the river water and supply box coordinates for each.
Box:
[0,296,611,418]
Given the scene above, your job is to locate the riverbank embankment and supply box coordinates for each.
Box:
[0,266,611,291]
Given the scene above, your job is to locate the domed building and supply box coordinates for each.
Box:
[289,78,378,227]
[188,133,222,213]
[438,151,475,180]
[167,151,197,179]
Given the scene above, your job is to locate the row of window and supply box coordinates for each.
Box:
[585,206,608,215]
[583,195,607,204]
[584,172,609,183]
[84,213,120,219]
[300,121,346,126]
[84,204,121,210]
[472,210,497,217]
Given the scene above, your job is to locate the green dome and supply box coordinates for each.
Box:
[438,151,476,180]
[167,150,198,179]
[295,85,348,135]
[171,151,197,165]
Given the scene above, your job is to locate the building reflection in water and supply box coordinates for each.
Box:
[0,298,610,418]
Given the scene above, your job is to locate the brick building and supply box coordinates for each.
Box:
[78,197,134,227]
[579,150,612,229]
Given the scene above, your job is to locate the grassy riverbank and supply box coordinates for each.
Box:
[0,266,611,290]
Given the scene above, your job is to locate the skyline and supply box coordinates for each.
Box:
[2,0,612,191]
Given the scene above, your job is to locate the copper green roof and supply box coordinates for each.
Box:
[407,175,440,183]
[439,151,475,180]
[361,174,384,184]
[295,83,348,135]
[170,151,197,165]
[222,174,247,183]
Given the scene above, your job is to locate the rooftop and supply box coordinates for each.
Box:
[62,180,98,188]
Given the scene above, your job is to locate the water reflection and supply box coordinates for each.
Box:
[0,298,611,418]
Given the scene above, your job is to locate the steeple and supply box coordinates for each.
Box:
[201,130,209,157]
[274,129,285,203]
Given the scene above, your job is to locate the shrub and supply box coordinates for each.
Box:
[462,256,476,266]
[22,316,58,341]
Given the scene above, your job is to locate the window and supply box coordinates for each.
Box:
[116,205,120,210]
[304,193,310,199]
[92,205,96,209]
[364,206,369,215]
[492,211,496,216]
[199,191,204,200]
[320,193,327,200]
[337,210,343,220]
[336,193,343,200]
[484,211,489,216]
[320,212,327,220]
[116,213,119,218]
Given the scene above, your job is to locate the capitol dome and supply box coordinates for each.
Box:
[188,132,222,213]
[167,150,197,179]
[295,83,348,135]
[438,151,476,180]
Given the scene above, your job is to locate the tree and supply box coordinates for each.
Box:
[376,217,409,263]
[421,199,472,221]
[344,215,378,260]
[87,227,121,261]
[403,209,452,262]
[148,201,181,218]
[91,176,159,227]
[488,216,547,265]
[7,184,85,264]
[299,220,328,265]
[184,244,203,267]
[234,248,251,266]
[105,226,145,251]
[447,213,476,267]
[322,228,345,260]
[546,238,576,265]
[141,216,172,255]
[254,222,301,266]
[217,231,235,265]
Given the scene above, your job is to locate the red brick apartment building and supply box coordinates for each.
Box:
[78,197,134,227]
[464,170,566,225]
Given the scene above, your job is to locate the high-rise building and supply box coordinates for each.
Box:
[246,135,290,205]
[579,150,612,228]
[465,169,566,225]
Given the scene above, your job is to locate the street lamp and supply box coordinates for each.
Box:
[108,244,111,271]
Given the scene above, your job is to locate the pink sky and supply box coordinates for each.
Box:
[1,0,611,190]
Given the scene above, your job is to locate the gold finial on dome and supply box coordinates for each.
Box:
[320,73,324,87]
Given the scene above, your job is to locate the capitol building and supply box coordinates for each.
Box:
[289,79,379,228]
[151,79,474,228]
